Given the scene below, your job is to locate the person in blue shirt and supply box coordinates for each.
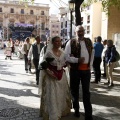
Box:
[92,36,104,83]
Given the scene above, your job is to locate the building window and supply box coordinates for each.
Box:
[87,15,90,23]
[81,7,84,12]
[0,22,3,28]
[61,30,63,36]
[81,17,83,25]
[87,6,90,10]
[10,8,14,13]
[21,9,24,14]
[65,21,67,28]
[41,11,44,15]
[0,8,2,12]
[65,29,67,36]
[61,22,63,28]
[56,25,58,28]
[62,29,67,36]
[87,26,90,34]
[30,10,34,15]
[52,25,54,28]
[41,23,45,30]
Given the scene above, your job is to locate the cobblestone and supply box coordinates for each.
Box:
[0,49,120,120]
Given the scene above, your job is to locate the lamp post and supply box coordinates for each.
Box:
[68,0,75,39]
[74,0,84,26]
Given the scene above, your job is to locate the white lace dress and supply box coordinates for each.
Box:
[39,50,71,120]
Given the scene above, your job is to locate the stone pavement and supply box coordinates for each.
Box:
[0,49,120,120]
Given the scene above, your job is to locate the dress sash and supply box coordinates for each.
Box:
[48,64,64,80]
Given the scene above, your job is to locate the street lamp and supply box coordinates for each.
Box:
[68,0,75,39]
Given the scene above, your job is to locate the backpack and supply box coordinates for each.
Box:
[115,50,120,61]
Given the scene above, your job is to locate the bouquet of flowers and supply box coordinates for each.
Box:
[39,57,54,70]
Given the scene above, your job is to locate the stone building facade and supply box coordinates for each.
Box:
[107,7,120,40]
[49,14,61,38]
[59,2,102,41]
[101,7,120,40]
[0,0,50,40]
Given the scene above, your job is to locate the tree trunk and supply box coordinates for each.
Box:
[75,0,84,26]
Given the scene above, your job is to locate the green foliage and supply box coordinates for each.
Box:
[19,0,34,4]
[82,0,120,13]
[19,0,120,13]
[18,0,34,8]
[21,0,34,2]
[101,0,120,13]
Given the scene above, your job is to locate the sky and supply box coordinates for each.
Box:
[35,0,68,14]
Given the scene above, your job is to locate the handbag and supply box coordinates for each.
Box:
[115,50,120,61]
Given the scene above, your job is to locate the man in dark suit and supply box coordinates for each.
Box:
[21,37,31,73]
[65,25,93,120]
[28,36,44,85]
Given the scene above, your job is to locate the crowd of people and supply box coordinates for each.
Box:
[92,36,118,87]
[1,25,119,120]
[38,25,119,120]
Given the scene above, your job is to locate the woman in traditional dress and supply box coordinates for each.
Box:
[5,38,12,60]
[39,36,71,120]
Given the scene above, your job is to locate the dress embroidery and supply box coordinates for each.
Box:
[39,49,71,120]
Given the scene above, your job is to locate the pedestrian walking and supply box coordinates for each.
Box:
[10,38,15,55]
[39,36,71,120]
[30,34,35,44]
[21,37,31,73]
[28,35,44,85]
[65,25,94,120]
[102,39,107,77]
[92,36,104,83]
[4,38,12,60]
[14,39,20,55]
[39,37,50,64]
[105,39,117,87]
[40,37,50,58]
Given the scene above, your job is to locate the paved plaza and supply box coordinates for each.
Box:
[0,49,120,120]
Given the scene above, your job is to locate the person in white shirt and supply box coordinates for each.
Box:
[21,37,31,73]
[101,39,107,77]
[28,35,44,85]
[64,25,94,120]
[39,37,50,63]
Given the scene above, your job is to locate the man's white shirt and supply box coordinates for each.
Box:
[64,40,94,69]
[28,42,41,60]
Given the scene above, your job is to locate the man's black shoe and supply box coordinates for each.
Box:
[28,70,32,73]
[91,81,98,84]
[85,116,93,120]
[36,81,39,85]
[74,109,80,118]
[91,71,94,74]
[102,73,106,77]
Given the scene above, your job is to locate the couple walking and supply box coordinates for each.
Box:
[38,25,94,120]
